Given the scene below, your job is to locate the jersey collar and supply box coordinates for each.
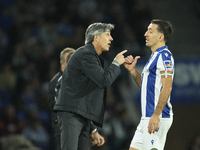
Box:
[155,45,168,53]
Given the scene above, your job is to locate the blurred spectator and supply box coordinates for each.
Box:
[94,87,136,150]
[0,0,14,8]
[122,24,141,56]
[0,27,9,62]
[38,22,59,49]
[0,104,25,135]
[23,111,49,150]
[0,63,17,107]
[77,0,97,20]
[0,62,17,90]
[11,42,27,71]
[0,7,14,31]
[128,0,153,46]
[118,77,140,125]
[188,134,200,150]
[0,135,40,150]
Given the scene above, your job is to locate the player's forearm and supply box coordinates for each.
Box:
[153,86,172,116]
[130,68,142,88]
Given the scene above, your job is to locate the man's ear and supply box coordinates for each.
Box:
[94,35,100,42]
[159,34,164,41]
[60,61,63,66]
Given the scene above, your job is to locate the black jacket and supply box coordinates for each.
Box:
[54,44,121,127]
[48,71,62,112]
[48,71,63,135]
[48,70,96,134]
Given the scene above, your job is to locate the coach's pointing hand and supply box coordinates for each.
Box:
[112,50,127,66]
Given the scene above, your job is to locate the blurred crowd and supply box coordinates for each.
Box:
[0,0,155,149]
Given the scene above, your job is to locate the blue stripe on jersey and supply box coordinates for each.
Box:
[146,75,155,117]
[162,103,170,118]
[146,56,157,117]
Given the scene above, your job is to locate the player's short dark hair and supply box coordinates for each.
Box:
[151,19,173,42]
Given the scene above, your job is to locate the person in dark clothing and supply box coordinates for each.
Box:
[54,22,128,150]
[48,47,104,150]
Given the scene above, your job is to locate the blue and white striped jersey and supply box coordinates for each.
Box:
[141,45,174,119]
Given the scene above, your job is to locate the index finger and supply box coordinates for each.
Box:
[119,50,127,55]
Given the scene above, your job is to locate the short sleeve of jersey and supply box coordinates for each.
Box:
[157,51,174,79]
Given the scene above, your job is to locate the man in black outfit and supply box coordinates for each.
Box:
[48,48,104,150]
[54,23,128,150]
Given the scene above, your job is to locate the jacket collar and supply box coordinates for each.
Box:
[86,43,104,67]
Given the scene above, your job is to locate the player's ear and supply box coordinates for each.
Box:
[159,34,164,41]
[159,33,165,41]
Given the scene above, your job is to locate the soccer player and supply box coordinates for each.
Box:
[124,19,174,150]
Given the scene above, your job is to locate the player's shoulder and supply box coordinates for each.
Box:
[158,49,174,69]
[159,49,173,60]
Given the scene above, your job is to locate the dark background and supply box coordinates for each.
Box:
[0,0,200,149]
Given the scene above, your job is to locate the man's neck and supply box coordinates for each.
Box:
[151,43,165,53]
[92,42,102,55]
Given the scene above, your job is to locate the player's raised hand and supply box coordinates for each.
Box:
[124,56,140,71]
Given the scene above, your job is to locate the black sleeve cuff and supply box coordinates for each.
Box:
[89,121,97,134]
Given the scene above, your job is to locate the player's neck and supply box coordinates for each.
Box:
[151,43,165,53]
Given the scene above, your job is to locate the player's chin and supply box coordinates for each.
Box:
[145,42,151,47]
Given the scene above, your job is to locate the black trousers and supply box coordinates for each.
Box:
[54,123,61,150]
[52,111,61,150]
[57,111,90,150]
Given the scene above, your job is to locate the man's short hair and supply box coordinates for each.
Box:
[60,47,75,62]
[151,19,173,42]
[66,51,74,63]
[85,23,114,44]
